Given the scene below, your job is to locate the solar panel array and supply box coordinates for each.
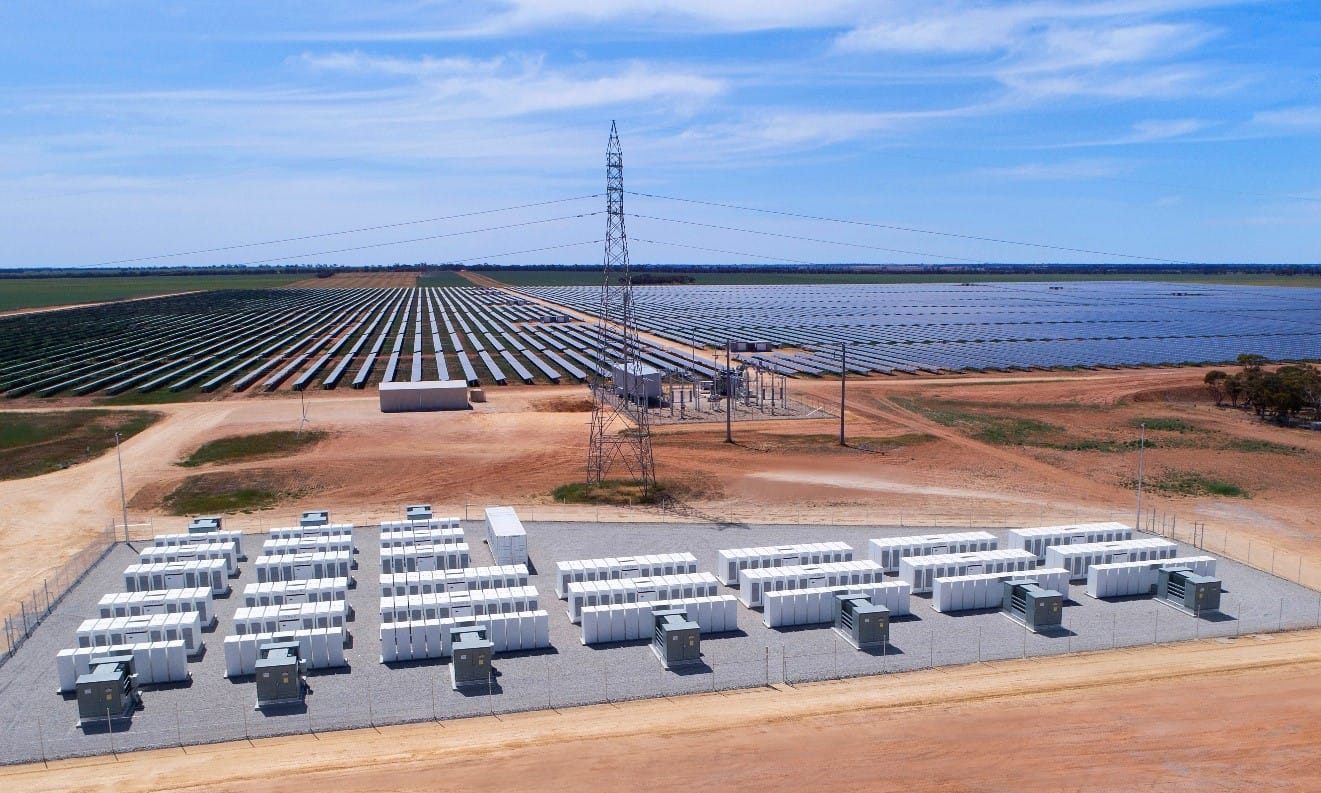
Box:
[0,286,723,397]
[518,281,1321,375]
[1,281,1317,397]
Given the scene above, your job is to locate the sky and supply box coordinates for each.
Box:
[2,1,1320,268]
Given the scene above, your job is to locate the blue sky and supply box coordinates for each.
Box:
[2,1,1320,268]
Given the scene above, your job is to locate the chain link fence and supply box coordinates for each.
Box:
[1,525,116,668]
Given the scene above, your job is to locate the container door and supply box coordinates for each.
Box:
[636,588,658,603]
[295,562,314,580]
[165,572,185,588]
[930,544,948,556]
[452,605,474,619]
[447,580,469,593]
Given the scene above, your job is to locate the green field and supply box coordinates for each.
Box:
[475,269,1321,288]
[0,274,303,312]
[0,409,161,481]
[417,271,479,287]
[179,430,329,467]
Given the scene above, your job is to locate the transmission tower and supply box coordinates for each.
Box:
[586,121,657,492]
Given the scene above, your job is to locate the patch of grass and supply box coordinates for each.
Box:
[0,274,302,312]
[1223,438,1303,455]
[0,409,161,481]
[1148,470,1249,498]
[1045,438,1149,452]
[972,417,1062,445]
[1133,417,1203,433]
[552,479,674,506]
[762,432,937,452]
[161,468,309,514]
[179,430,328,467]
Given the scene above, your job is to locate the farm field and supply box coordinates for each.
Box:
[0,275,303,313]
[2,281,1318,401]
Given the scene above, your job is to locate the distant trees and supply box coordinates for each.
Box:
[1206,355,1321,423]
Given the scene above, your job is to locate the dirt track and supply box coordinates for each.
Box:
[3,367,1319,790]
[7,630,1321,792]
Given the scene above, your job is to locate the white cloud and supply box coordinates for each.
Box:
[976,159,1130,180]
[291,51,725,118]
[1125,118,1207,141]
[1252,105,1321,130]
[837,1,1229,102]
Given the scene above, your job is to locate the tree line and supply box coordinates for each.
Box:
[1204,355,1321,423]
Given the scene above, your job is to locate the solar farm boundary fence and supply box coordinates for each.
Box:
[1,524,116,669]
[9,587,1321,766]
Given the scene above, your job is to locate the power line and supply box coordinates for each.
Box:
[233,212,601,266]
[449,239,604,264]
[86,195,601,267]
[629,191,1190,264]
[631,213,982,263]
[632,238,817,265]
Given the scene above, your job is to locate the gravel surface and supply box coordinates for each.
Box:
[1,520,1316,765]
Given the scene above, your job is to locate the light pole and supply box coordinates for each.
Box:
[1134,422,1146,531]
[114,432,129,542]
[839,342,847,446]
[724,340,733,444]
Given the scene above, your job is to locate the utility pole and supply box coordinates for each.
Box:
[839,342,847,446]
[114,432,129,542]
[1134,422,1146,531]
[725,340,733,444]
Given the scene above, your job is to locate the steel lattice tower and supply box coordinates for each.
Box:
[586,121,656,491]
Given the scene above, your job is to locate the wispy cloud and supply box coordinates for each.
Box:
[976,158,1131,180]
[1251,105,1321,131]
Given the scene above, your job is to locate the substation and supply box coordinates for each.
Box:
[2,512,1317,765]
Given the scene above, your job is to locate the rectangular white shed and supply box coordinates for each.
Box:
[1045,538,1178,582]
[484,507,528,566]
[379,380,470,412]
[899,550,1038,594]
[717,542,853,586]
[1085,555,1217,598]
[868,532,998,572]
[1008,522,1133,563]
